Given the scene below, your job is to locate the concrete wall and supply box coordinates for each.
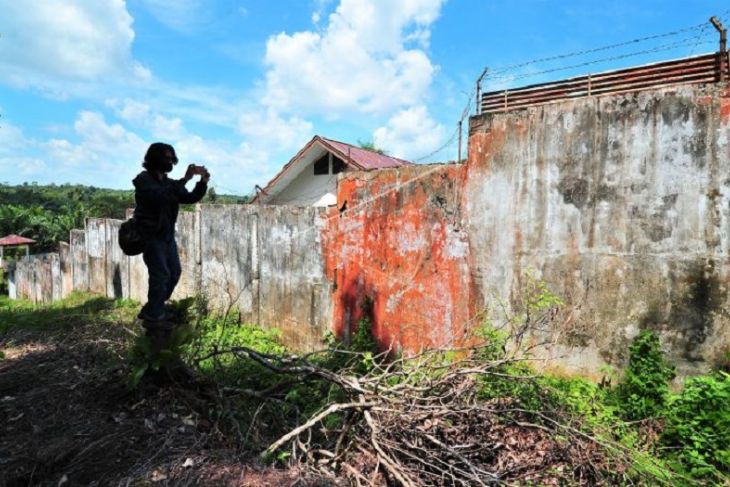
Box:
[12,205,333,351]
[323,164,472,353]
[198,205,331,349]
[58,242,73,298]
[70,230,88,292]
[257,205,331,350]
[9,82,730,375]
[105,220,129,299]
[199,205,259,318]
[13,254,61,304]
[86,219,107,295]
[466,83,730,375]
[173,211,199,300]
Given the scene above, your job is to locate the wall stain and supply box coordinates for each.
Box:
[640,260,724,362]
[557,177,590,208]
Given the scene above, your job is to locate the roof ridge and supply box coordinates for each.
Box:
[320,136,413,164]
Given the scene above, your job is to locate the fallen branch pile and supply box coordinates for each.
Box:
[213,345,630,486]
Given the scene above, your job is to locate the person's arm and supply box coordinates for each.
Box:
[174,164,208,204]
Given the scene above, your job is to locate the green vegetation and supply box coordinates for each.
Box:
[662,372,730,478]
[472,320,730,484]
[0,292,138,335]
[2,289,728,485]
[616,330,676,420]
[0,183,246,253]
[356,139,388,155]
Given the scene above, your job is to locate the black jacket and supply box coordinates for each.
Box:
[132,171,207,239]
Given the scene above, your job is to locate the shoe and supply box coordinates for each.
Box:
[137,308,174,322]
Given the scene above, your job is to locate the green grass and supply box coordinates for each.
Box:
[0,292,138,335]
[3,293,728,484]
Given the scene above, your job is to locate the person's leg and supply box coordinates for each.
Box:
[163,239,181,302]
[142,238,170,319]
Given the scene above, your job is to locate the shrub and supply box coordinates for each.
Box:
[615,331,675,420]
[662,372,730,478]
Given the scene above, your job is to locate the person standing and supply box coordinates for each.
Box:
[133,142,209,322]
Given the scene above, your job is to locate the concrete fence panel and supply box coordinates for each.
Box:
[128,253,147,304]
[59,242,73,298]
[32,257,45,303]
[86,219,107,295]
[257,206,332,350]
[50,253,62,302]
[105,219,129,299]
[171,211,199,301]
[70,230,88,292]
[199,205,258,318]
[14,259,33,301]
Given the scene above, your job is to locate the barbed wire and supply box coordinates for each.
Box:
[486,36,715,85]
[412,78,477,163]
[687,20,713,58]
[488,22,706,77]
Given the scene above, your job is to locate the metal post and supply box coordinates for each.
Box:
[711,16,727,81]
[475,68,488,115]
[457,120,462,163]
[587,74,592,96]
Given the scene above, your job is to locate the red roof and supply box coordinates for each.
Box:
[0,234,36,246]
[252,136,413,203]
[320,137,413,170]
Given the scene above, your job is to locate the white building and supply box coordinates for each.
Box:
[252,136,412,207]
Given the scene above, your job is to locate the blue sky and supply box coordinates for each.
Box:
[0,0,726,195]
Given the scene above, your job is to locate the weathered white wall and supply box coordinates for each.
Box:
[257,205,332,350]
[86,219,106,295]
[200,205,259,319]
[105,220,129,299]
[70,230,88,292]
[466,83,730,375]
[269,168,338,206]
[11,82,730,373]
[12,205,334,351]
[13,254,60,304]
[59,242,73,298]
[173,211,199,301]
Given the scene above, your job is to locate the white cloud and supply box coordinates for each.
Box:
[0,121,30,155]
[312,0,334,25]
[108,98,152,125]
[373,105,447,160]
[262,0,445,117]
[0,121,48,178]
[0,0,148,91]
[44,111,146,186]
[36,110,258,191]
[140,0,208,32]
[238,109,313,154]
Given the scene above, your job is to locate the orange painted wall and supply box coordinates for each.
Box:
[321,164,474,354]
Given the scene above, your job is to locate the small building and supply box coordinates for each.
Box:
[0,234,35,267]
[0,234,36,298]
[252,135,412,207]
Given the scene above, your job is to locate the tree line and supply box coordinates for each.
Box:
[0,183,245,253]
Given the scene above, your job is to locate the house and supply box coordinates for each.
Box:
[252,136,412,206]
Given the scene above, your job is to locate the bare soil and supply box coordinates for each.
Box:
[0,319,322,487]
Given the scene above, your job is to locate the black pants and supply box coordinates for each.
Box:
[142,237,181,319]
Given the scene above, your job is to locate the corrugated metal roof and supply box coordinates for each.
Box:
[0,234,36,246]
[252,135,413,204]
[321,137,412,170]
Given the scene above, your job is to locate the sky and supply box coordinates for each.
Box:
[0,0,727,195]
